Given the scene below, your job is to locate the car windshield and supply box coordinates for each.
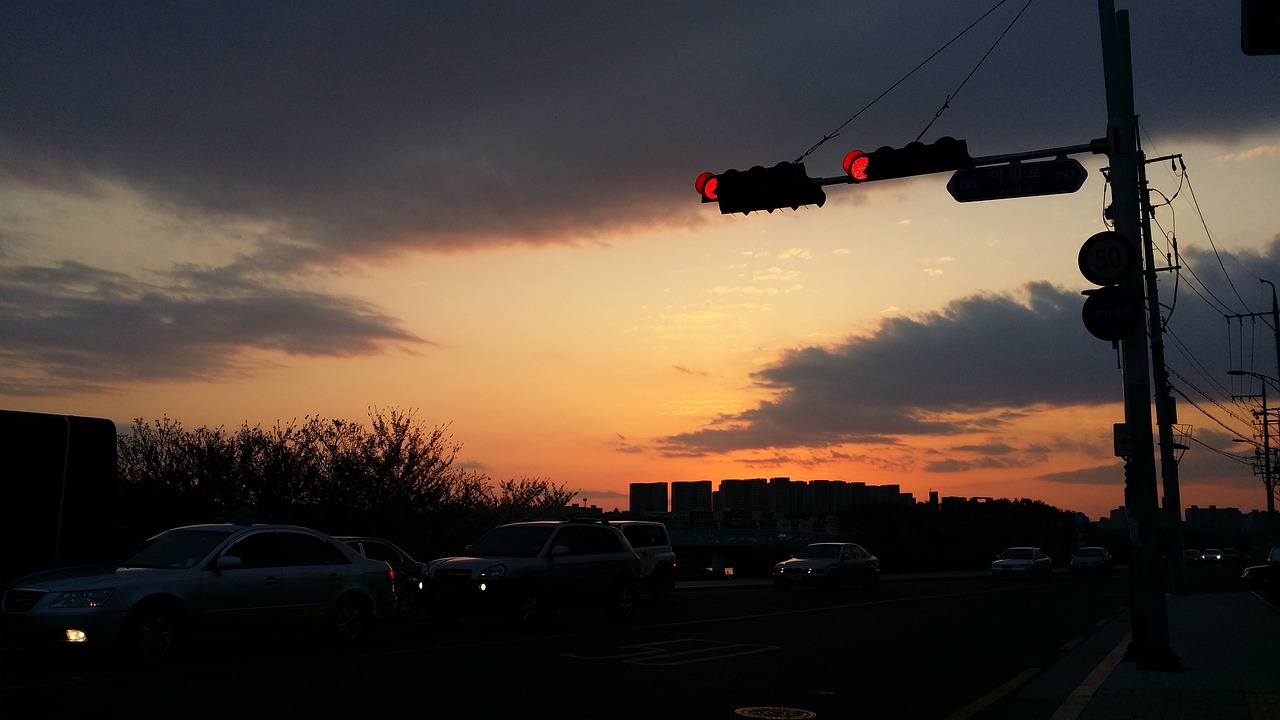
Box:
[124,528,237,569]
[795,545,841,559]
[467,525,556,558]
[1075,548,1104,558]
[1001,548,1034,560]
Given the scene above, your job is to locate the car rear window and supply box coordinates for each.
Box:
[622,525,668,548]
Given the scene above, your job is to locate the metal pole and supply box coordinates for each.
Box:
[1262,384,1276,544]
[1267,280,1280,543]
[1098,0,1177,669]
[1139,160,1186,595]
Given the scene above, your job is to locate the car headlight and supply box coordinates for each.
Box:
[773,564,784,572]
[479,564,506,580]
[51,588,114,608]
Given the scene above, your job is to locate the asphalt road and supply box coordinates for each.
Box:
[0,572,1142,719]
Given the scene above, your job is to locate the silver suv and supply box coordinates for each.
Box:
[613,520,676,601]
[428,519,641,629]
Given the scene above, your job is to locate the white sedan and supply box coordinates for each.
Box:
[991,546,1053,578]
[772,542,880,590]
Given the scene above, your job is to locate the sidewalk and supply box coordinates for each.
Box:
[1045,590,1280,720]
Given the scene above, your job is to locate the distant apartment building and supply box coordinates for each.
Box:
[631,477,912,528]
[1185,505,1244,531]
[629,482,668,514]
[716,478,770,513]
[671,480,713,513]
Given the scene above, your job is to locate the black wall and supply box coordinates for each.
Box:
[1,410,118,587]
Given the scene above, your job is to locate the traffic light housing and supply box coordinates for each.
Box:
[695,162,826,215]
[1242,0,1280,55]
[843,137,974,183]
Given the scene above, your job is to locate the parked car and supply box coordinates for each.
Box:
[338,536,427,619]
[991,546,1053,578]
[1242,547,1280,587]
[611,520,676,601]
[1202,548,1224,563]
[771,542,880,591]
[1,523,397,663]
[1219,548,1241,564]
[1069,546,1114,575]
[1183,549,1204,564]
[427,519,641,629]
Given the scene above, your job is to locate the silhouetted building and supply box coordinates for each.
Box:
[671,480,713,513]
[629,482,667,514]
[1185,505,1244,532]
[717,478,768,513]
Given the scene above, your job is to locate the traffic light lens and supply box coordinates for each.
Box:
[843,150,869,182]
[695,171,718,200]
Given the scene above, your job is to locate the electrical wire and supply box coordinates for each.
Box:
[1182,165,1251,312]
[916,0,1035,141]
[795,0,1017,163]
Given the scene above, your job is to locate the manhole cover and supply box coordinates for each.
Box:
[735,708,817,719]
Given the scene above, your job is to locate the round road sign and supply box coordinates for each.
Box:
[1078,231,1136,286]
[1082,285,1142,341]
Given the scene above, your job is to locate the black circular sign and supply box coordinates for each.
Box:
[1082,286,1142,341]
[1078,231,1136,286]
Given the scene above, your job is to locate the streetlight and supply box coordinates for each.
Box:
[1228,370,1278,542]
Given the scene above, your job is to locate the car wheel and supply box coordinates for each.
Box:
[330,598,370,648]
[863,572,879,591]
[649,570,674,602]
[608,582,636,622]
[511,590,545,630]
[124,605,180,663]
[395,584,420,620]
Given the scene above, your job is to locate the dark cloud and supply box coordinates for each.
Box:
[0,260,423,395]
[2,2,1276,266]
[659,240,1280,458]
[660,281,1114,454]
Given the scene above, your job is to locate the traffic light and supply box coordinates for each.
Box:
[842,137,973,183]
[1242,0,1280,55]
[695,162,826,215]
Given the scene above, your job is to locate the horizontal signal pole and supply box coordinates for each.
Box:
[812,138,1108,187]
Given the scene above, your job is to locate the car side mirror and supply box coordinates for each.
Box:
[215,555,243,570]
[550,545,570,557]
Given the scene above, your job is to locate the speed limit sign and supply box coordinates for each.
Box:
[1078,231,1136,286]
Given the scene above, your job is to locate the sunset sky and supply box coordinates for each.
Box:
[2,2,1278,521]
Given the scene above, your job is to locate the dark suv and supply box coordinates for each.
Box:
[427,519,641,629]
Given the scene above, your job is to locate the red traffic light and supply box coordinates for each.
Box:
[696,162,825,214]
[842,150,870,182]
[841,137,973,183]
[695,171,718,201]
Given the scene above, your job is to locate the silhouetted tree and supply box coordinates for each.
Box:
[115,408,576,559]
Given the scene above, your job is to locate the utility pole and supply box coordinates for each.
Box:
[1230,370,1278,543]
[1269,279,1279,543]
[1226,278,1280,543]
[1137,157,1186,595]
[1098,0,1177,669]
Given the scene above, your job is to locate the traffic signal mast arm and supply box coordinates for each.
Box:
[696,137,1107,214]
[813,138,1107,187]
